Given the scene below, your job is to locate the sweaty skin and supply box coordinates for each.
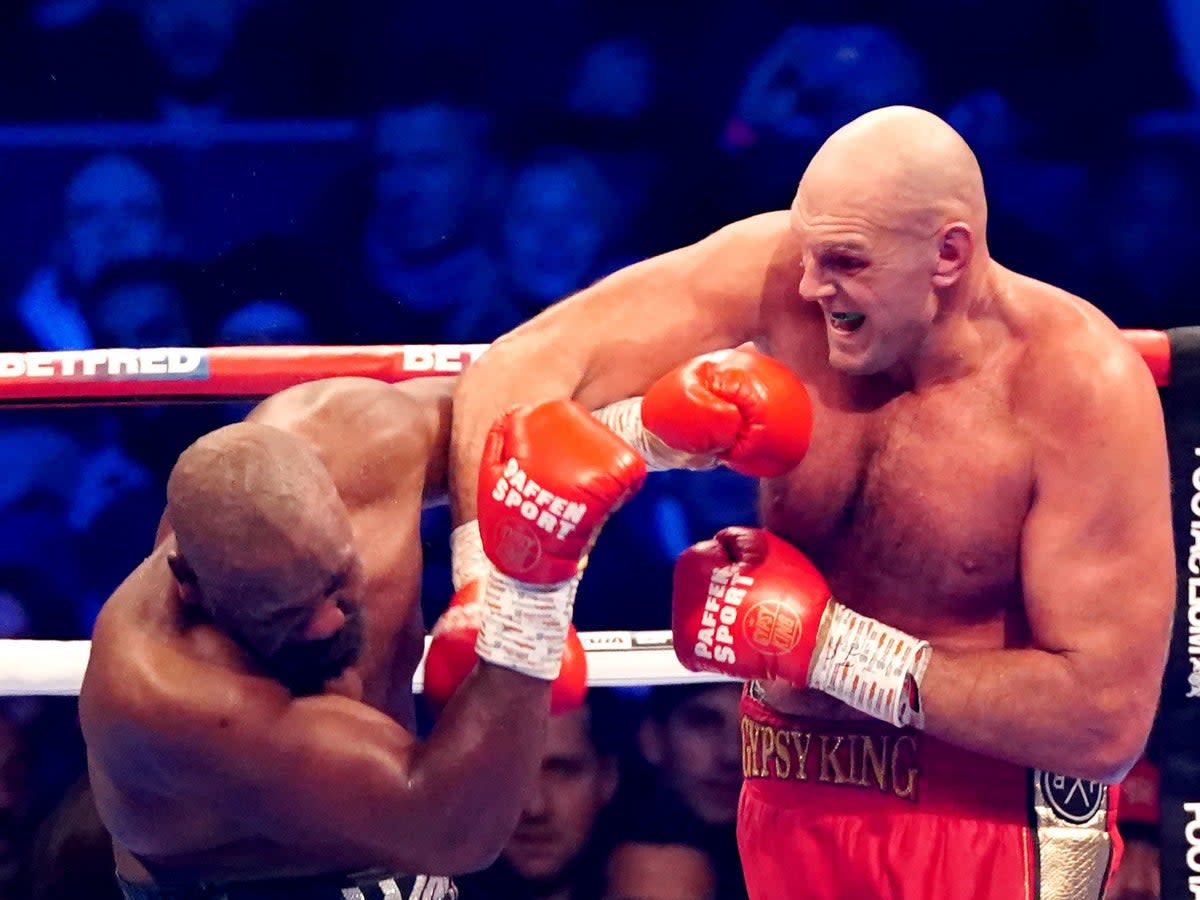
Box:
[451,106,1174,783]
[82,376,553,885]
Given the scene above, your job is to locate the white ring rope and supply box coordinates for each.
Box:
[0,632,734,697]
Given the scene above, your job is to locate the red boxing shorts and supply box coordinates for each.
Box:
[738,684,1121,900]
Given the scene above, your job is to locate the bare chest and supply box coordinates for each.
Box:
[761,378,1032,632]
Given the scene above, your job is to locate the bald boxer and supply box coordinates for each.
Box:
[81,378,638,900]
[449,106,1175,898]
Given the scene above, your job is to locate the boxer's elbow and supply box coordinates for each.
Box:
[1078,691,1153,784]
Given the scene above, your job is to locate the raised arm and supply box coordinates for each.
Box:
[115,654,554,876]
[449,212,797,522]
[920,331,1175,781]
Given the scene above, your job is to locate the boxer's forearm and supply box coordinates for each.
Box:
[403,662,551,872]
[450,335,586,522]
[450,233,771,523]
[918,647,1152,783]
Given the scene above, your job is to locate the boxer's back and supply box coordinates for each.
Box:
[82,376,455,878]
[759,264,1132,717]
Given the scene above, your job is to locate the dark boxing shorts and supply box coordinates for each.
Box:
[117,871,457,900]
[738,683,1121,900]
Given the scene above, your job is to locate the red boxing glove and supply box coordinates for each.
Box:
[672,528,829,684]
[641,346,812,478]
[672,528,931,727]
[422,584,484,711]
[478,399,646,586]
[423,582,588,714]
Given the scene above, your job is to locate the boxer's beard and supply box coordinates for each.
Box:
[260,599,366,697]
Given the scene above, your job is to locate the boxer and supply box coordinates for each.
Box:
[81,377,641,899]
[448,106,1174,898]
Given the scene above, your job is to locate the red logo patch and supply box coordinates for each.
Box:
[743,600,802,655]
[493,522,541,574]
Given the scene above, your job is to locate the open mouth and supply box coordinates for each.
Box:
[829,311,866,333]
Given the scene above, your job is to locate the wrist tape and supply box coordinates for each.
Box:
[451,520,577,681]
[807,600,932,729]
[592,398,717,472]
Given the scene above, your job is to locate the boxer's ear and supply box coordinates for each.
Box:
[167,551,200,606]
[932,223,973,288]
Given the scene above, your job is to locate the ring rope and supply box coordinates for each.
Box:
[0,633,734,696]
[0,331,1168,406]
[0,330,1171,696]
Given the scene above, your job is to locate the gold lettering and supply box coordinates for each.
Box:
[891,735,920,801]
[740,721,920,800]
[790,731,812,781]
[761,725,777,777]
[819,735,847,783]
[741,718,755,778]
[753,722,769,778]
[773,731,791,779]
[861,735,889,792]
[844,735,859,785]
[751,721,765,778]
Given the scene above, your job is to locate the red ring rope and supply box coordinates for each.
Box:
[0,332,1171,406]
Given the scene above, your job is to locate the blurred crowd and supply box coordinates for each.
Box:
[0,0,1195,896]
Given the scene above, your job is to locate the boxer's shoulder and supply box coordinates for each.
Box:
[1003,270,1153,430]
[246,377,451,498]
[250,376,448,436]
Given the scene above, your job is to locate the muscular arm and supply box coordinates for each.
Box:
[920,334,1174,782]
[130,655,552,875]
[449,212,798,522]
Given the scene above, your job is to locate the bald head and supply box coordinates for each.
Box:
[797,106,987,241]
[166,422,354,657]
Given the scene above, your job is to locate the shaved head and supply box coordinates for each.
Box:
[167,422,357,665]
[789,107,993,381]
[796,106,987,241]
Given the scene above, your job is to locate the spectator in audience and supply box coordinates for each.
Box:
[8,154,173,351]
[605,840,716,900]
[567,36,657,127]
[499,149,621,319]
[613,684,746,900]
[67,257,206,575]
[86,256,195,350]
[338,101,504,345]
[555,32,693,252]
[216,299,314,346]
[714,22,927,221]
[131,0,333,125]
[458,695,619,899]
[0,422,148,635]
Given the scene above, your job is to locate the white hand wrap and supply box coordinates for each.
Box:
[450,520,490,591]
[807,600,932,729]
[592,398,716,472]
[450,520,578,681]
[476,570,578,681]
